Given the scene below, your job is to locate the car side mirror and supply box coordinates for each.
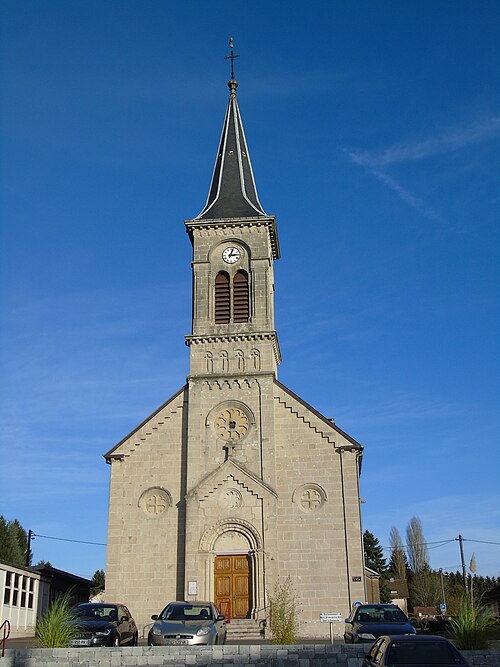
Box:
[345,618,352,624]
[120,616,128,624]
[409,617,418,627]
[217,615,225,622]
[151,614,158,621]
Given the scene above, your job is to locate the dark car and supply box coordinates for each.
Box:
[148,600,227,646]
[362,634,470,666]
[344,604,416,643]
[69,602,138,647]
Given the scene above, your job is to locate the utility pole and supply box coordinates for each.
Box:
[457,534,468,593]
[25,529,33,567]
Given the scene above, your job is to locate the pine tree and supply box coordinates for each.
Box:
[364,530,387,573]
[0,516,30,566]
[91,569,106,596]
[363,530,391,603]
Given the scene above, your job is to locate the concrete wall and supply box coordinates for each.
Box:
[2,645,499,667]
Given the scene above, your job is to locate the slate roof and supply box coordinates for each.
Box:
[196,78,268,220]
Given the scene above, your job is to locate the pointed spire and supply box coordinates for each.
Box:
[196,40,268,220]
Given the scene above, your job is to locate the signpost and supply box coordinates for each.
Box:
[320,613,343,644]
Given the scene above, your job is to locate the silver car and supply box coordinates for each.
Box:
[148,601,227,646]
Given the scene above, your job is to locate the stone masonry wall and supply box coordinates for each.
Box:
[2,645,499,667]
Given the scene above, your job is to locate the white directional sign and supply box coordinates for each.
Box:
[320,613,343,623]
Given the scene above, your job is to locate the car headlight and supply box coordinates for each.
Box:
[151,625,162,636]
[95,628,112,636]
[357,632,376,639]
[196,626,211,636]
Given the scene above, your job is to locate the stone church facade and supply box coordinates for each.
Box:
[105,72,366,638]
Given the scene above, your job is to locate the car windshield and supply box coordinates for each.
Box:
[388,640,465,664]
[159,603,212,621]
[354,605,407,623]
[75,605,118,621]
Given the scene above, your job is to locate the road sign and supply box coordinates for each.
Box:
[353,601,363,607]
[320,613,342,623]
[440,603,447,613]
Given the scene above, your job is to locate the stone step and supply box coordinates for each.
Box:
[225,619,266,639]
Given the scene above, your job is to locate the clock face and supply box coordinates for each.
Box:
[214,408,249,442]
[222,247,241,264]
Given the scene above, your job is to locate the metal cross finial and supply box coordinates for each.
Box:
[224,36,240,80]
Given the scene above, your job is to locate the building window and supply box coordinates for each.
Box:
[4,572,11,605]
[233,271,249,323]
[215,272,230,323]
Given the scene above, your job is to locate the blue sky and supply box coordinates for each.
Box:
[1,0,499,580]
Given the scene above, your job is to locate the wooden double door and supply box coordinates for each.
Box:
[214,555,252,619]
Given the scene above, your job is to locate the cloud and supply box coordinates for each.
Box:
[345,116,500,224]
[348,117,500,168]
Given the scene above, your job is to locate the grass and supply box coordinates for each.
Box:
[35,593,82,648]
[449,597,498,650]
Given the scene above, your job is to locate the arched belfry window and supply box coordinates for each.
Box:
[215,272,230,324]
[233,271,249,323]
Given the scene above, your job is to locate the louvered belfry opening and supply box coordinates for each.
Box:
[233,270,249,323]
[215,272,231,324]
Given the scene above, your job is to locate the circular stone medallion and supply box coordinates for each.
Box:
[214,407,250,442]
[219,488,242,509]
[139,487,171,516]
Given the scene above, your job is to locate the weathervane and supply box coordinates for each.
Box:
[224,36,240,81]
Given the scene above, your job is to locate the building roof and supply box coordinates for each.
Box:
[32,564,94,586]
[196,77,268,220]
[388,577,410,599]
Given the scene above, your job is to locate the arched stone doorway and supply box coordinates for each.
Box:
[198,519,264,620]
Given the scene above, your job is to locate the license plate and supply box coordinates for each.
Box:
[71,639,91,646]
[166,639,188,645]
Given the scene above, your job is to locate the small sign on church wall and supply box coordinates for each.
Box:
[188,581,197,596]
[320,613,342,623]
[352,576,362,582]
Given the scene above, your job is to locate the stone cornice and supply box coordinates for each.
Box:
[185,216,280,260]
[186,331,281,365]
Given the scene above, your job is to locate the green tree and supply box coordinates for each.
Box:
[363,530,391,603]
[409,569,441,608]
[268,576,301,644]
[0,516,31,566]
[91,569,105,596]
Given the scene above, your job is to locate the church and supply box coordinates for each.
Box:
[104,60,366,638]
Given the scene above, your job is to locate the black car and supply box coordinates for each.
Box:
[344,604,416,643]
[69,602,138,647]
[362,634,470,666]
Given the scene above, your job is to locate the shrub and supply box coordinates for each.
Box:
[35,593,82,647]
[449,597,498,650]
[268,576,301,644]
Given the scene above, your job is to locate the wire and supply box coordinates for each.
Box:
[380,539,455,550]
[33,533,106,547]
[463,538,500,546]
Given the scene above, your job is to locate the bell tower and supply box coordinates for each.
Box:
[185,64,281,378]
